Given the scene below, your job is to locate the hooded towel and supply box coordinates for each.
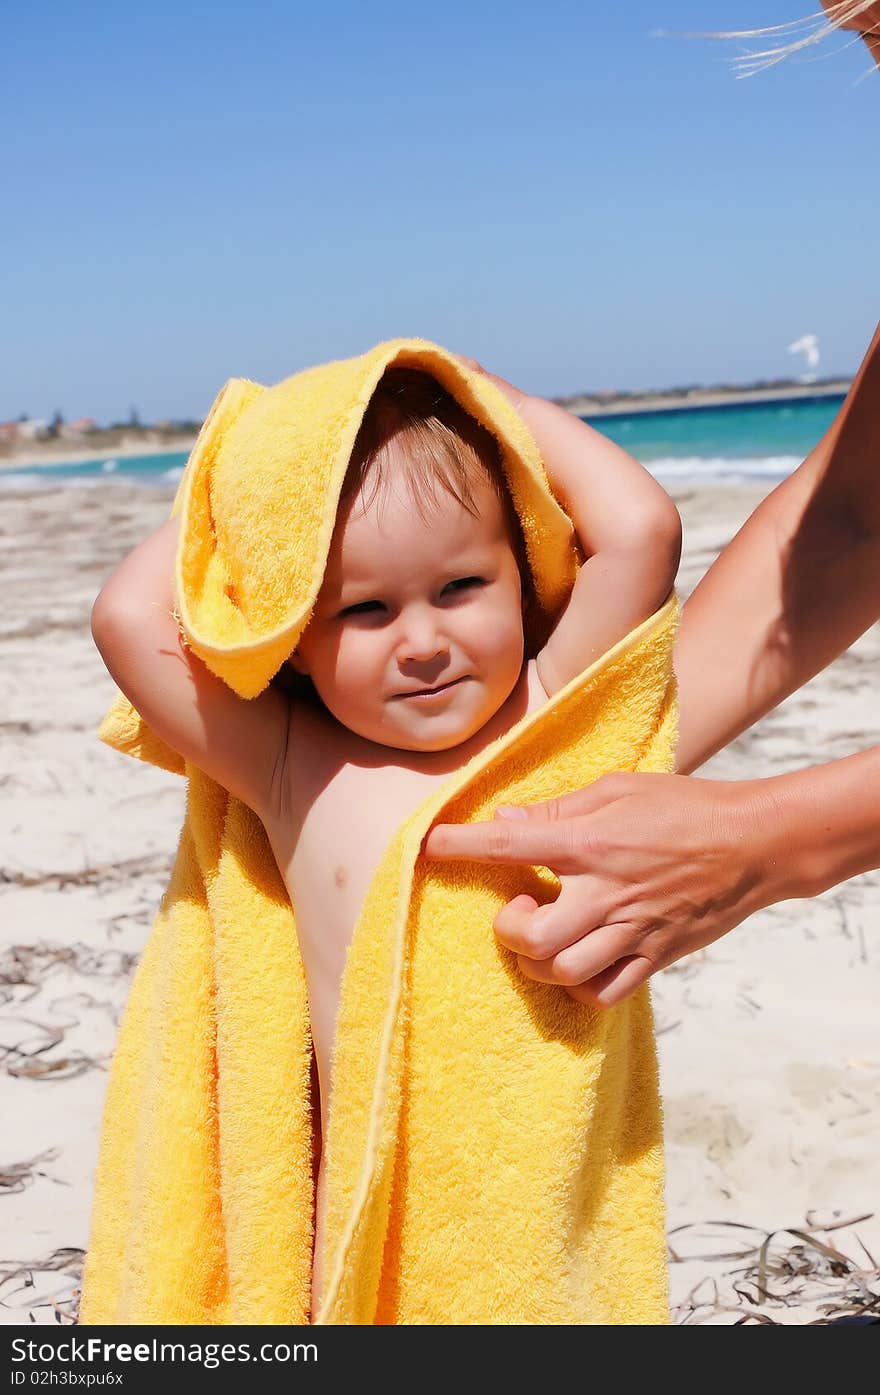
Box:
[79,337,677,1325]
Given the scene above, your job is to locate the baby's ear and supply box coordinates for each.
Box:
[287,650,308,676]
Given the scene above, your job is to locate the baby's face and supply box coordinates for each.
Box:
[292,460,526,752]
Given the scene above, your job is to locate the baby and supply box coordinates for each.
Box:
[91,355,681,1316]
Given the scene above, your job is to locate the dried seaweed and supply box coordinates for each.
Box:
[0,1015,106,1080]
[0,852,170,889]
[670,1214,880,1324]
[0,942,137,1078]
[0,1249,84,1325]
[0,941,138,1001]
[0,1149,63,1195]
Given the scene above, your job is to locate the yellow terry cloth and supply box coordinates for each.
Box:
[79,337,678,1326]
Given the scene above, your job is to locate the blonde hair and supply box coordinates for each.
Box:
[345,368,502,517]
[343,367,534,606]
[665,2,879,77]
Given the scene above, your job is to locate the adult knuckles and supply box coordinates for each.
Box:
[493,905,546,958]
[592,772,635,802]
[550,953,586,987]
[482,822,524,857]
[510,914,556,960]
[540,777,621,822]
[517,927,555,960]
[563,819,609,867]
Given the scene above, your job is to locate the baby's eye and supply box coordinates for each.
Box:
[442,576,485,595]
[339,600,385,618]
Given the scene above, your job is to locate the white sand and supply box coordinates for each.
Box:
[1,479,877,1325]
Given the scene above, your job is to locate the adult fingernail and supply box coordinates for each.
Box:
[495,805,527,820]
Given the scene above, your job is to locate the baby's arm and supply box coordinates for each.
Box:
[91,515,290,819]
[519,396,681,694]
[455,356,681,695]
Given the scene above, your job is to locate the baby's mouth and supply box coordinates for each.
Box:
[394,677,467,700]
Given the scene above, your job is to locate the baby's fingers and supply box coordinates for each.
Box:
[450,352,485,373]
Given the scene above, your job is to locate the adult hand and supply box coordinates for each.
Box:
[422,772,793,1007]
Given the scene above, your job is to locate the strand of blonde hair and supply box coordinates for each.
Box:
[655,2,879,77]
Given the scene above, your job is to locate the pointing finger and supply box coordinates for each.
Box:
[423,815,601,877]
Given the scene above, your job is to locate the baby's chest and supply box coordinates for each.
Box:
[274,732,447,961]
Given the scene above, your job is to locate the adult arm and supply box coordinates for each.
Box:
[424,323,880,1004]
[676,320,880,772]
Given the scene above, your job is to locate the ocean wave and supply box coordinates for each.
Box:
[646,454,802,482]
[0,472,53,490]
[0,471,137,491]
[0,469,178,492]
[1,453,804,493]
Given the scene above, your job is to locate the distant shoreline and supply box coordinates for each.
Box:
[0,380,851,470]
[0,435,196,471]
[563,379,850,418]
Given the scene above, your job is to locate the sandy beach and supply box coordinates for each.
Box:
[1,476,878,1326]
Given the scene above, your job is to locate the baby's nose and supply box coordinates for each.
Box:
[397,611,448,665]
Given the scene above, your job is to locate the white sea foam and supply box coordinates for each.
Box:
[0,470,175,492]
[647,454,802,482]
[0,472,114,490]
[0,472,49,490]
[0,454,804,493]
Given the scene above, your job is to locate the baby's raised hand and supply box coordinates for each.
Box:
[451,353,530,415]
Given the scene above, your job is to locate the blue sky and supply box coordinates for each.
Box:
[3,1,878,424]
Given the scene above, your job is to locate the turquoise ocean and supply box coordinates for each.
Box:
[1,393,845,489]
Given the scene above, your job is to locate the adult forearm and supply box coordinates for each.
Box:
[674,322,880,773]
[673,463,829,773]
[769,745,880,899]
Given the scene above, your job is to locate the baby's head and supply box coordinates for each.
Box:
[289,368,535,752]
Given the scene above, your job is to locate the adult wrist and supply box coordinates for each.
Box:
[721,777,808,913]
[755,762,880,903]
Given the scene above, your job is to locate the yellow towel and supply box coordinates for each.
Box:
[79,337,678,1326]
